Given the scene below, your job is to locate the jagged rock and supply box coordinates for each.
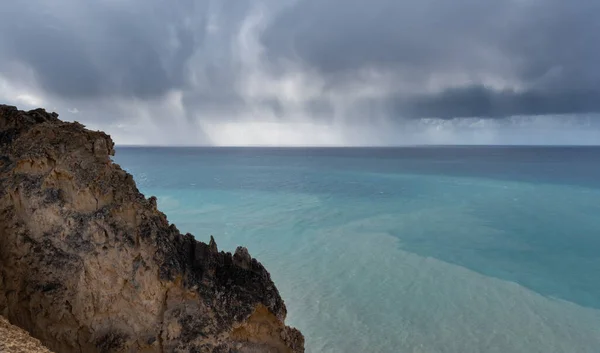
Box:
[233,247,253,270]
[209,235,218,253]
[0,105,304,353]
[1,315,54,353]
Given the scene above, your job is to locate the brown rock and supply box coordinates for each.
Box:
[0,105,304,353]
[0,315,55,353]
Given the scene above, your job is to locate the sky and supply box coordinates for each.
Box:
[1,0,600,146]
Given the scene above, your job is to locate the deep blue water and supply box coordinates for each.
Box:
[115,147,600,353]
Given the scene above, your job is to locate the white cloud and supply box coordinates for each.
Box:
[200,120,345,146]
[0,73,46,108]
[15,94,44,107]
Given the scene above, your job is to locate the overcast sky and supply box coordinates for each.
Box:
[1,0,599,145]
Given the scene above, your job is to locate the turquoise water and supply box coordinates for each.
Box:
[115,147,600,353]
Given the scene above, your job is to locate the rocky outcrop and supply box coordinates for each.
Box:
[1,315,54,353]
[0,105,304,353]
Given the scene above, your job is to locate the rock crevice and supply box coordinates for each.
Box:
[0,105,304,353]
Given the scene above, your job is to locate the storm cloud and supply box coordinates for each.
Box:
[262,0,600,118]
[0,0,599,145]
[0,0,215,100]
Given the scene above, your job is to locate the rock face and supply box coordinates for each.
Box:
[0,105,304,353]
[1,315,54,353]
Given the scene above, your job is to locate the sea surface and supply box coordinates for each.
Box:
[114,147,600,353]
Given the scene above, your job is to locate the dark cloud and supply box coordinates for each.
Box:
[0,0,209,99]
[262,0,508,73]
[0,0,599,127]
[392,86,600,119]
[262,0,600,118]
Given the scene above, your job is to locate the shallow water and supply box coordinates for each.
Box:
[115,147,600,353]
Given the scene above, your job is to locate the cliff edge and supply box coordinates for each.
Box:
[1,315,54,353]
[0,105,304,353]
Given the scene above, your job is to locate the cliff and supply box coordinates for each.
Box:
[0,105,304,353]
[1,316,54,353]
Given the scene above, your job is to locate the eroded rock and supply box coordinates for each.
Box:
[0,315,54,353]
[0,105,304,353]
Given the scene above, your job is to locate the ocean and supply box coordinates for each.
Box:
[114,147,600,353]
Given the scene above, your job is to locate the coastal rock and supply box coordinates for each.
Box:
[1,315,54,353]
[0,105,304,353]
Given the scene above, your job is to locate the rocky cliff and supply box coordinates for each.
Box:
[0,105,304,353]
[1,315,54,353]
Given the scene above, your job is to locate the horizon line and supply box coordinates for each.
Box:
[114,144,600,148]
